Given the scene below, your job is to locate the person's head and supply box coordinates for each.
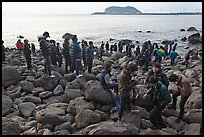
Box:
[72,35,78,42]
[24,39,29,44]
[2,40,4,44]
[57,42,60,46]
[43,31,50,38]
[104,61,112,71]
[125,62,138,74]
[172,48,176,51]
[89,41,93,47]
[149,75,159,88]
[152,63,161,73]
[168,74,179,82]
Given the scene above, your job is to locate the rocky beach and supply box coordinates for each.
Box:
[2,29,202,135]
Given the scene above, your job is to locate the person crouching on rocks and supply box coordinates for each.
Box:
[168,73,193,123]
[143,75,171,129]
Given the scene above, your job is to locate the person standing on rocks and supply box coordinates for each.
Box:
[86,41,94,73]
[62,38,71,74]
[146,63,169,89]
[184,50,192,68]
[39,32,54,78]
[143,75,171,129]
[99,41,104,61]
[170,48,179,66]
[23,39,32,70]
[56,42,63,68]
[117,62,139,121]
[70,35,82,76]
[50,40,58,66]
[2,40,6,62]
[168,74,193,123]
[105,41,109,53]
[31,43,36,56]
[135,45,140,58]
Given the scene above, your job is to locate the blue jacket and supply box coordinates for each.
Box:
[170,51,179,59]
[86,46,94,60]
[70,41,82,59]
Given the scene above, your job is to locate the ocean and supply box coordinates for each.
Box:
[2,14,202,56]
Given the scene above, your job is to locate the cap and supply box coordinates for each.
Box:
[152,63,161,69]
[43,31,50,38]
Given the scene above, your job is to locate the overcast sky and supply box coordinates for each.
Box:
[2,2,202,14]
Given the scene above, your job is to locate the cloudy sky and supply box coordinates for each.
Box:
[2,2,202,14]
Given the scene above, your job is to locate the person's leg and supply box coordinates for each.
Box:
[118,96,125,121]
[169,90,181,109]
[47,56,52,76]
[176,94,191,122]
[65,60,68,74]
[149,107,160,128]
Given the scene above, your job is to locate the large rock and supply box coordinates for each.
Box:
[183,123,201,135]
[84,80,114,105]
[185,109,202,124]
[2,95,14,116]
[64,73,76,82]
[123,112,141,129]
[18,102,36,117]
[187,27,198,31]
[2,66,22,87]
[53,85,64,96]
[64,89,84,103]
[35,103,68,126]
[23,95,42,104]
[58,79,68,89]
[20,81,35,93]
[188,33,201,44]
[119,39,132,45]
[77,121,139,135]
[166,116,185,131]
[34,75,58,91]
[110,52,124,61]
[75,109,102,129]
[2,118,21,135]
[67,97,94,116]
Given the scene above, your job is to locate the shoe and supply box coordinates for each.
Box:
[48,75,55,78]
[131,109,139,113]
[167,104,176,110]
[175,118,182,123]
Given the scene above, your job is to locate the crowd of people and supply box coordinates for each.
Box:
[2,31,194,130]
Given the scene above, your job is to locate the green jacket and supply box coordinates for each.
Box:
[117,70,136,96]
[147,81,171,105]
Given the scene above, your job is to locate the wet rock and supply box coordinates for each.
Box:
[180,29,185,31]
[187,27,198,31]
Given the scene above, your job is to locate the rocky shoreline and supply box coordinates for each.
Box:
[2,38,202,135]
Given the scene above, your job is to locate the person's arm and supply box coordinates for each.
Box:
[104,74,113,85]
[120,76,136,92]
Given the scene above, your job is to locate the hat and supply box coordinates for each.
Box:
[43,31,50,38]
[152,63,161,69]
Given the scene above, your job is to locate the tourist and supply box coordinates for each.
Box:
[23,39,32,70]
[38,34,54,78]
[70,35,82,76]
[31,43,36,56]
[117,62,139,121]
[170,48,179,66]
[105,41,109,53]
[146,63,169,89]
[56,42,63,68]
[143,75,171,129]
[81,40,88,68]
[99,41,104,61]
[50,40,58,66]
[168,74,193,123]
[62,38,71,74]
[118,41,123,53]
[154,46,165,63]
[135,45,140,58]
[184,50,192,67]
[86,41,94,73]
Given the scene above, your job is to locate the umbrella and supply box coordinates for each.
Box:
[17,35,24,39]
[62,33,73,40]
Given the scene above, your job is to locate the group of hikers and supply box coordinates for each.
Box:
[2,31,193,130]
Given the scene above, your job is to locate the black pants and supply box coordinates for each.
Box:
[118,94,131,120]
[25,55,32,70]
[87,59,93,73]
[172,90,191,119]
[171,58,175,66]
[149,105,166,128]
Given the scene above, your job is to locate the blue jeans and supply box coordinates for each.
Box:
[71,58,80,75]
[44,55,52,76]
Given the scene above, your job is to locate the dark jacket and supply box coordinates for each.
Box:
[39,39,50,57]
[62,43,71,64]
[146,69,169,88]
[23,43,31,57]
[147,81,171,109]
[86,46,94,60]
[100,69,111,87]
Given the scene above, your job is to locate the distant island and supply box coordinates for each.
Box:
[92,6,202,15]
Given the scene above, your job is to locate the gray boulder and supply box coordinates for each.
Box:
[18,102,36,117]
[110,52,124,61]
[84,80,114,105]
[23,95,42,104]
[75,109,102,129]
[2,95,14,116]
[185,109,202,124]
[64,89,84,103]
[77,121,139,135]
[64,73,76,82]
[20,80,35,93]
[53,85,64,95]
[183,123,201,135]
[123,112,141,129]
[2,119,21,135]
[34,75,58,91]
[58,79,68,89]
[2,66,22,87]
[166,116,185,131]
